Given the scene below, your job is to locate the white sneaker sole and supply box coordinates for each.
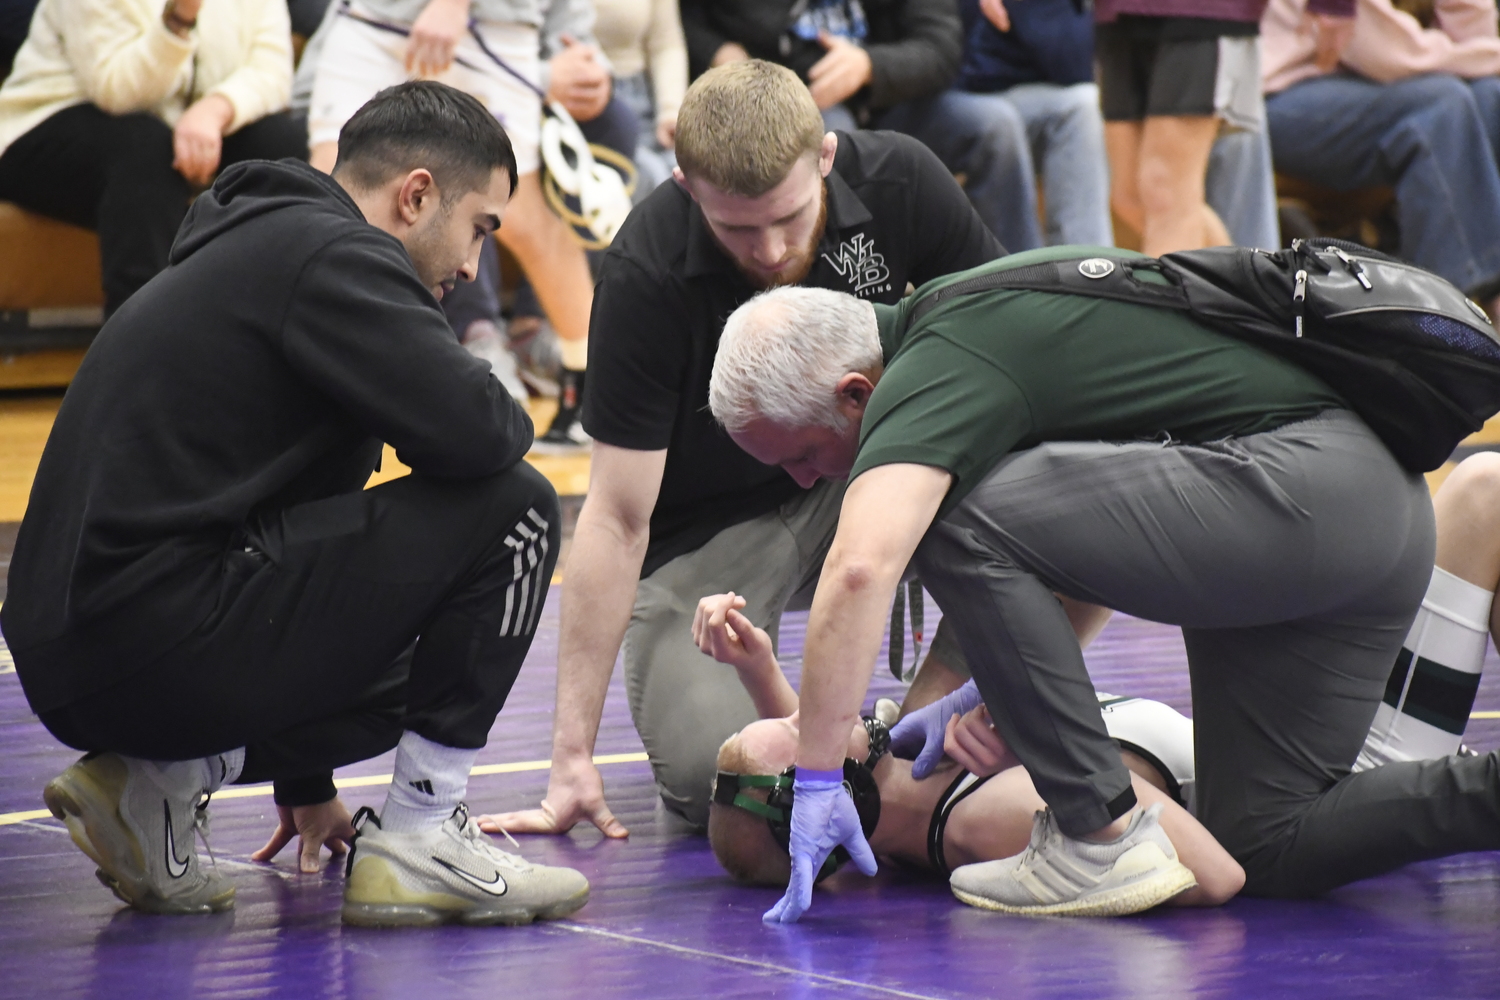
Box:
[951,858,1198,918]
[341,884,590,928]
[528,438,592,456]
[44,762,234,915]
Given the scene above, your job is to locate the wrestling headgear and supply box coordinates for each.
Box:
[712,716,889,882]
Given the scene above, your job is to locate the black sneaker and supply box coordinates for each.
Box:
[533,368,591,454]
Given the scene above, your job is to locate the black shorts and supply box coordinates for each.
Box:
[1096,16,1259,123]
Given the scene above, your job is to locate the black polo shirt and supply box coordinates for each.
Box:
[582,129,1005,576]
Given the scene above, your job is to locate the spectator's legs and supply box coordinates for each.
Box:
[0,104,187,315]
[1206,123,1280,250]
[1267,72,1500,301]
[613,73,675,202]
[1001,82,1113,246]
[1132,114,1229,256]
[1466,76,1500,165]
[877,89,1042,252]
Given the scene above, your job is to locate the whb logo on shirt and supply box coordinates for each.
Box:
[823,234,892,297]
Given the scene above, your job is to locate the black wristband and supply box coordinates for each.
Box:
[273,773,338,807]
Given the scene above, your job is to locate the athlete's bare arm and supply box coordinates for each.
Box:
[477,443,666,838]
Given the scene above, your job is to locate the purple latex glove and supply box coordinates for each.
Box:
[762,769,878,924]
[888,678,983,779]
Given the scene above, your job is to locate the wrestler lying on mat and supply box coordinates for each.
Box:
[693,593,1245,907]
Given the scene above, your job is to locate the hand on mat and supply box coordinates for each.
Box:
[476,752,629,839]
[406,0,467,77]
[548,35,611,122]
[693,592,776,676]
[251,797,355,873]
[763,772,877,924]
[172,95,231,186]
[889,678,983,779]
[943,704,1018,777]
[808,31,873,109]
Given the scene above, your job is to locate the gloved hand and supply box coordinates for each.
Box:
[762,769,878,924]
[889,679,984,779]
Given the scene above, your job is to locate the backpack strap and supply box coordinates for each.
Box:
[907,255,1192,330]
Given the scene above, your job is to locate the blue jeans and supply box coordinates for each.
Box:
[1267,71,1500,296]
[613,72,677,205]
[1001,82,1113,246]
[1207,123,1281,251]
[828,90,1044,251]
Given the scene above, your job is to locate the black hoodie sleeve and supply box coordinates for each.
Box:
[865,0,963,109]
[280,229,533,478]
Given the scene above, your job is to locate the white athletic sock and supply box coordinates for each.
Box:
[1357,567,1493,771]
[380,731,478,833]
[558,335,588,372]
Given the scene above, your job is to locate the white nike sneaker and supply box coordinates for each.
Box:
[43,752,234,914]
[342,804,590,927]
[949,803,1196,917]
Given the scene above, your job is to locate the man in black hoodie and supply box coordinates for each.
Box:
[3,81,591,928]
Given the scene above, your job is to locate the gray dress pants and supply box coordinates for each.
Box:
[916,409,1500,897]
[624,481,845,827]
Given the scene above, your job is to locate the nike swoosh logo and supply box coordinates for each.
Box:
[432,856,508,896]
[164,800,190,879]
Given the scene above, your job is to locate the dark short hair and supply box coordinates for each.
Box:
[334,81,518,203]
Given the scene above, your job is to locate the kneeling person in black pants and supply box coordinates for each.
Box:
[3,81,588,927]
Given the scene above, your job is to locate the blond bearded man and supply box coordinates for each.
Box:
[483,60,1004,838]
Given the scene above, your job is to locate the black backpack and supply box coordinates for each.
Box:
[907,239,1500,472]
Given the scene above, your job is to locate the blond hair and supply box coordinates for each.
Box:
[707,733,793,886]
[674,61,826,197]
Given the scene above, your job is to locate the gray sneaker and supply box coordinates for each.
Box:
[43,752,234,915]
[949,803,1196,917]
[461,319,530,403]
[342,804,590,927]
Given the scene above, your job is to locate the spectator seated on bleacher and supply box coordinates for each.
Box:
[955,0,1112,246]
[593,0,687,200]
[1264,0,1500,316]
[0,0,305,317]
[681,0,1045,251]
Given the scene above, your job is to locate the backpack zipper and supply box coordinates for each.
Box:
[1330,246,1373,290]
[1293,269,1308,338]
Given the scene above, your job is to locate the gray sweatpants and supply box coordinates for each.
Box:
[624,481,845,827]
[916,410,1500,897]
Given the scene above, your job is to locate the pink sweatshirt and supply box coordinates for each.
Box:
[1263,0,1500,94]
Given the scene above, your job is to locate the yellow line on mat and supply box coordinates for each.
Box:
[1470,711,1500,719]
[0,751,648,827]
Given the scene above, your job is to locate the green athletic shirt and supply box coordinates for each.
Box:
[852,245,1347,517]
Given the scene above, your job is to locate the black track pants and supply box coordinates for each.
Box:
[39,465,560,801]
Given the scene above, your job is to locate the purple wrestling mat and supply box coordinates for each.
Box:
[3,589,1499,1000]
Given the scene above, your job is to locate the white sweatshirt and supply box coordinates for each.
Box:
[0,0,293,157]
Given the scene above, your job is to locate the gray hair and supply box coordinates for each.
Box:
[709,287,881,434]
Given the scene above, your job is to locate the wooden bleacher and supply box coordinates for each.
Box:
[0,201,101,388]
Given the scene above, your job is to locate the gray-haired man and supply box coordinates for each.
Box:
[709,247,1500,923]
